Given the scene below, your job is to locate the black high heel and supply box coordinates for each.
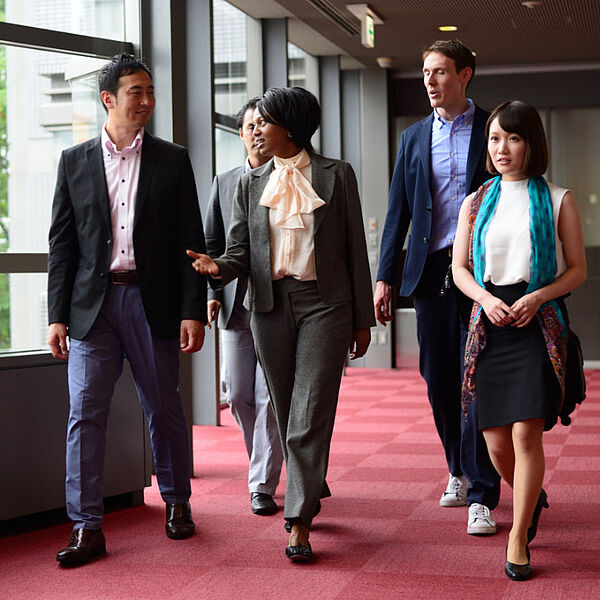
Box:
[528,488,549,543]
[504,543,532,581]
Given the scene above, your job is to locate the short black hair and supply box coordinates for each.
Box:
[485,100,548,178]
[98,53,152,112]
[235,97,261,130]
[422,39,476,85]
[256,87,321,153]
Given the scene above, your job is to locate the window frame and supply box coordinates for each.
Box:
[0,14,135,355]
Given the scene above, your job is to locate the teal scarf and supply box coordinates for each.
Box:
[472,175,566,326]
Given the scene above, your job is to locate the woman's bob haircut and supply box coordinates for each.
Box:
[485,100,548,178]
[256,87,321,153]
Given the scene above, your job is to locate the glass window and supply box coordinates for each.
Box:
[215,125,244,175]
[2,47,105,254]
[287,42,306,88]
[0,44,106,353]
[2,273,47,352]
[213,0,248,118]
[3,0,125,41]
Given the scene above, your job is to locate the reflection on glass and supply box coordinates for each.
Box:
[4,0,125,41]
[0,273,48,353]
[213,0,247,118]
[0,44,105,353]
[288,43,306,88]
[2,47,105,254]
[215,126,245,175]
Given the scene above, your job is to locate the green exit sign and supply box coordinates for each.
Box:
[362,13,375,48]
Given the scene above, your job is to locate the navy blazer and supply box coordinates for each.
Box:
[48,132,208,340]
[377,105,490,296]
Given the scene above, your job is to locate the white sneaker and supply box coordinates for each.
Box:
[467,503,497,535]
[439,474,468,507]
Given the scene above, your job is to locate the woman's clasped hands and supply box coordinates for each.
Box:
[480,290,542,328]
[186,249,221,278]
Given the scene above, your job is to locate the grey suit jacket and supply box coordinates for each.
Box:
[204,165,245,329]
[213,153,376,330]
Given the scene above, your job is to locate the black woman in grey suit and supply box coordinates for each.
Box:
[188,87,375,561]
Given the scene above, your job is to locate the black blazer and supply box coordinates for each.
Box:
[48,132,207,340]
[214,153,376,331]
[377,105,490,296]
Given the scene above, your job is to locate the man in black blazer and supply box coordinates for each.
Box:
[47,54,207,565]
[375,40,501,535]
[204,98,283,516]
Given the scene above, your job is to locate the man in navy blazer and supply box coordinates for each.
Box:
[48,54,207,565]
[204,98,283,516]
[375,40,501,535]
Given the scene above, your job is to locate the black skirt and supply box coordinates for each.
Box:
[476,282,561,431]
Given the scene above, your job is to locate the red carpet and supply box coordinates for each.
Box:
[2,368,600,599]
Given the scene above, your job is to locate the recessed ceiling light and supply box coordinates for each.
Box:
[438,25,458,32]
[521,1,541,7]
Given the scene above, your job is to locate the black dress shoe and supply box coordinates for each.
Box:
[250,492,278,516]
[285,541,313,562]
[527,488,549,543]
[284,500,321,533]
[504,543,532,581]
[56,528,106,566]
[165,501,195,539]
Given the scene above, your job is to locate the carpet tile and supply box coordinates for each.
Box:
[1,368,599,599]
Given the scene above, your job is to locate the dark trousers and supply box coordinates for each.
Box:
[412,249,501,508]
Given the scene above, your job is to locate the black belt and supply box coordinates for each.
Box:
[110,270,137,284]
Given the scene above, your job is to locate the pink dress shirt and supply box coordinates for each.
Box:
[101,125,144,271]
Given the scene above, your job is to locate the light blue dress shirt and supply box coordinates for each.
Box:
[429,98,475,254]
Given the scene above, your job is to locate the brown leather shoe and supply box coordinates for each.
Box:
[165,501,194,539]
[56,528,106,566]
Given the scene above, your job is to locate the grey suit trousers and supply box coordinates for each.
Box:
[250,278,353,528]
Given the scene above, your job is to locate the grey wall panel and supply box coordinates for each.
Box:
[359,69,392,368]
[185,0,220,426]
[0,360,149,521]
[319,55,341,160]
[341,69,361,188]
[262,19,287,89]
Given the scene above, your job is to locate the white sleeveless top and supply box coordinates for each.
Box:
[483,178,567,285]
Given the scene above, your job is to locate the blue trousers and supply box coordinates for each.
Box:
[413,250,501,509]
[66,283,191,529]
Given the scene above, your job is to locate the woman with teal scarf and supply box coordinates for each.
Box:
[452,101,586,581]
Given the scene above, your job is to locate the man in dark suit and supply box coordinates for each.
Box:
[204,98,283,516]
[374,40,501,535]
[47,54,207,565]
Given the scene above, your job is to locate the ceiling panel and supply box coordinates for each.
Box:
[268,0,600,71]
